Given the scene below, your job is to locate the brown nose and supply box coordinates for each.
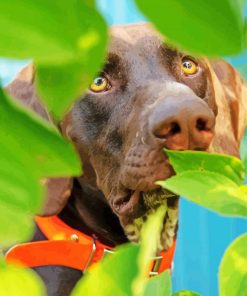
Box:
[151,97,215,150]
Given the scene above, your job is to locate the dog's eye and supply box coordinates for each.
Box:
[181,58,198,75]
[90,76,110,93]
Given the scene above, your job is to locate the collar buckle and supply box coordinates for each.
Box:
[84,239,97,272]
[149,255,163,276]
[84,241,115,273]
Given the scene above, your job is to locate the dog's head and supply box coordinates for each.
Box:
[7,24,247,249]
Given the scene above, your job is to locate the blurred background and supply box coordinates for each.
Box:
[0,1,246,295]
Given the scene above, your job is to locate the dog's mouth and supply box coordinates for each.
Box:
[110,183,179,250]
[112,187,179,251]
[112,190,140,216]
[112,187,176,217]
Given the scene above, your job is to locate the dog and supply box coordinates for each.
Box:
[5,24,247,295]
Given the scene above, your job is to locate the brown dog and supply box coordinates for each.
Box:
[6,24,247,295]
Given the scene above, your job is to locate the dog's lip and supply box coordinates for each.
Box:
[111,186,177,217]
[112,190,140,216]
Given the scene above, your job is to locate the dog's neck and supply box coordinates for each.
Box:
[58,179,128,247]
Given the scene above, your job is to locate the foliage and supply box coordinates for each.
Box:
[158,148,247,295]
[135,0,245,56]
[71,244,140,296]
[164,149,245,185]
[157,150,247,218]
[0,88,80,247]
[157,144,247,294]
[0,0,246,295]
[0,0,107,119]
[219,233,247,296]
[0,257,45,295]
[0,1,105,291]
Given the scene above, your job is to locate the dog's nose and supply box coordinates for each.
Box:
[151,97,215,150]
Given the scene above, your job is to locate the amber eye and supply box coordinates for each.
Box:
[181,58,198,75]
[90,76,110,93]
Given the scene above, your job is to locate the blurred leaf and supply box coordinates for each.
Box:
[143,271,172,296]
[219,234,247,296]
[36,61,91,120]
[0,205,35,248]
[36,63,86,120]
[0,153,43,212]
[0,88,81,178]
[0,0,108,119]
[165,150,245,185]
[0,1,104,65]
[0,156,41,246]
[158,171,247,218]
[0,88,81,246]
[35,4,107,119]
[240,127,247,174]
[0,259,45,295]
[135,0,244,56]
[133,206,167,296]
[172,291,201,296]
[71,244,139,296]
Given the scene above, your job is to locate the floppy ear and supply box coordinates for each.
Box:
[205,60,247,157]
[5,64,73,216]
[211,60,247,144]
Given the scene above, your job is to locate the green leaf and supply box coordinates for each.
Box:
[35,5,107,119]
[133,206,167,296]
[0,88,81,246]
[0,1,107,119]
[165,150,245,185]
[0,159,42,247]
[0,88,81,178]
[158,171,247,218]
[0,154,43,212]
[71,244,139,296]
[143,271,172,296]
[219,234,247,296]
[0,1,104,65]
[0,259,45,296]
[36,61,91,120]
[240,127,247,175]
[0,206,34,248]
[172,291,201,296]
[135,0,244,56]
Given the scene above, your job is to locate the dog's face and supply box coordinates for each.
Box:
[61,24,246,248]
[7,23,247,250]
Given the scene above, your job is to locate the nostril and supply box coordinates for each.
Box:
[196,118,208,131]
[192,115,215,150]
[170,122,181,135]
[155,121,181,139]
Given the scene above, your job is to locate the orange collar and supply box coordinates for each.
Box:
[6,215,176,274]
